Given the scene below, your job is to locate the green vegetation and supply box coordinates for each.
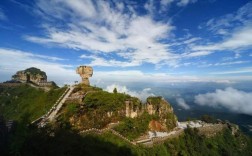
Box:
[113,87,117,94]
[201,114,217,123]
[24,67,46,76]
[60,85,140,130]
[165,113,177,131]
[114,112,156,140]
[1,84,252,156]
[72,84,102,93]
[147,96,162,107]
[161,127,252,156]
[6,122,134,156]
[4,119,252,156]
[147,96,177,131]
[83,90,131,111]
[0,84,67,121]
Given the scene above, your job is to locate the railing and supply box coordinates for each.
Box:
[31,86,73,126]
[80,128,136,145]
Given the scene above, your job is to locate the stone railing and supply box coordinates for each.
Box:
[151,129,184,145]
[80,127,136,145]
[31,86,72,126]
[0,83,22,87]
[79,126,186,147]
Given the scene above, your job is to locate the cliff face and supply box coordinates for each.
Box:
[12,67,47,84]
[126,96,178,131]
[146,96,174,116]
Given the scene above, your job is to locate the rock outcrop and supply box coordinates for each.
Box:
[12,67,47,83]
[149,120,165,131]
[125,99,142,118]
[146,96,174,115]
[76,66,93,86]
[12,67,53,86]
[126,96,178,131]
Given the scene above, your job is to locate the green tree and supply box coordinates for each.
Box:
[113,88,117,94]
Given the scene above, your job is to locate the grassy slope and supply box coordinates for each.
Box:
[0,84,67,121]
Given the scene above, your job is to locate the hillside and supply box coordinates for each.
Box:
[0,84,252,156]
[56,84,178,141]
[0,84,67,121]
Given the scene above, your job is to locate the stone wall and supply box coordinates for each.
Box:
[198,124,227,137]
[0,83,22,87]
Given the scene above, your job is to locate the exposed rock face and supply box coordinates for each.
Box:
[12,67,47,84]
[125,96,178,131]
[76,66,93,86]
[66,91,85,104]
[125,100,142,118]
[149,120,165,131]
[126,97,174,118]
[146,96,174,116]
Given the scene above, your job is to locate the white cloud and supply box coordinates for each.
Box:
[204,2,252,34]
[25,0,178,68]
[93,70,198,84]
[160,0,197,8]
[92,70,240,86]
[182,37,201,44]
[105,84,154,102]
[80,54,141,67]
[161,0,174,6]
[193,25,252,51]
[191,2,252,57]
[183,51,213,58]
[1,48,250,87]
[177,0,197,7]
[210,67,252,75]
[200,60,250,67]
[0,8,7,20]
[194,87,252,115]
[176,98,190,109]
[0,48,78,85]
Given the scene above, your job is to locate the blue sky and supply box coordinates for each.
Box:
[0,0,252,86]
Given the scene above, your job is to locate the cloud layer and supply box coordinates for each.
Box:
[26,0,179,67]
[105,84,154,102]
[0,48,78,85]
[194,87,252,115]
[176,98,190,110]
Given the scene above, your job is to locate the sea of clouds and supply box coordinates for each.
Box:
[194,87,252,115]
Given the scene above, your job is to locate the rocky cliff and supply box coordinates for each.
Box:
[126,96,177,131]
[12,67,47,84]
[146,97,178,131]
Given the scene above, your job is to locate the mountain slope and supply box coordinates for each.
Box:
[0,84,67,121]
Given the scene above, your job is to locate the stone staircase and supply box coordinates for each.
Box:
[31,85,75,127]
